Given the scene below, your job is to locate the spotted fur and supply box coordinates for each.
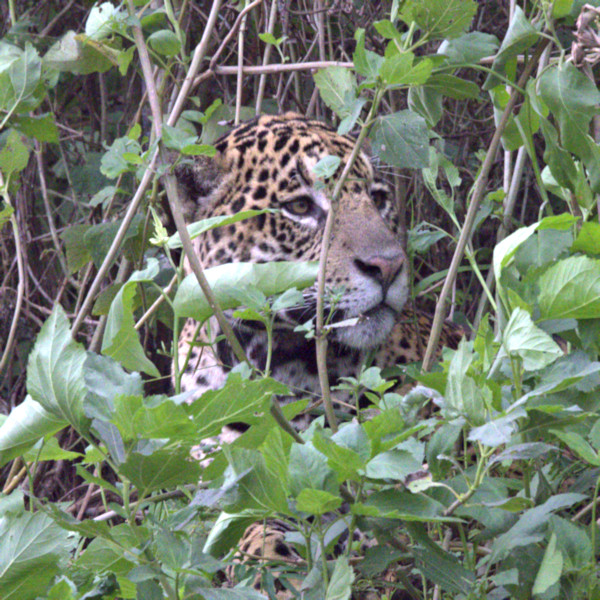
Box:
[173,113,462,597]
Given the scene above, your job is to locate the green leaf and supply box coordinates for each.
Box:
[26,306,90,433]
[296,489,342,515]
[438,32,499,65]
[538,256,600,320]
[490,493,586,562]
[539,63,600,191]
[43,31,113,74]
[222,447,289,515]
[289,442,337,497]
[0,492,77,600]
[147,29,181,57]
[550,516,592,571]
[60,224,92,273]
[419,73,479,99]
[189,375,288,440]
[101,258,160,376]
[119,447,202,495]
[0,42,44,115]
[484,6,540,89]
[189,589,268,600]
[0,396,67,467]
[0,129,29,179]
[313,431,365,482]
[380,53,433,87]
[532,533,563,595]
[326,555,354,600]
[313,155,341,180]
[352,489,457,522]
[13,113,59,143]
[167,210,272,249]
[83,214,143,268]
[353,29,383,80]
[365,439,424,481]
[99,135,142,178]
[173,261,318,321]
[370,110,430,169]
[314,67,357,116]
[83,352,143,422]
[85,2,126,40]
[502,307,562,371]
[572,221,600,255]
[408,522,475,594]
[400,0,477,39]
[550,429,600,466]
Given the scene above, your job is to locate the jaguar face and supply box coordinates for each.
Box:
[176,112,408,349]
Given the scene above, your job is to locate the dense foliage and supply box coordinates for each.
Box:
[2,0,600,598]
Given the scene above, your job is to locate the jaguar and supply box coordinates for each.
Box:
[173,112,462,598]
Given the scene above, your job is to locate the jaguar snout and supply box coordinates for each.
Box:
[354,249,407,296]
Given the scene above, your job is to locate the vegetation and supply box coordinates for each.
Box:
[2,0,600,598]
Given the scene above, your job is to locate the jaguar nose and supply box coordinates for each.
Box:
[354,251,406,294]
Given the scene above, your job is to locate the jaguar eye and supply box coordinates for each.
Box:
[284,196,313,216]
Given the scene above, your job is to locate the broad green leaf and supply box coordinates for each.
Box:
[0,129,29,179]
[13,113,58,143]
[572,220,600,255]
[490,493,586,562]
[0,493,77,600]
[365,439,424,481]
[0,396,67,467]
[539,63,600,191]
[202,512,258,558]
[326,555,354,600]
[173,261,318,321]
[370,110,429,169]
[484,6,540,89]
[222,447,289,515]
[188,375,288,440]
[532,534,563,595]
[418,73,479,99]
[313,155,341,180]
[289,442,337,496]
[468,410,524,448]
[191,589,268,600]
[493,221,539,282]
[60,224,92,273]
[83,352,143,421]
[147,29,181,57]
[83,214,144,268]
[43,31,113,74]
[75,536,135,576]
[438,32,499,65]
[550,429,600,466]
[400,0,477,39]
[85,2,126,40]
[313,431,365,482]
[353,29,383,80]
[99,135,142,178]
[296,489,342,515]
[119,447,202,496]
[314,67,357,116]
[101,258,160,376]
[502,308,562,370]
[167,212,274,249]
[22,437,82,463]
[0,43,44,115]
[26,306,90,433]
[380,53,433,87]
[550,516,592,571]
[352,489,458,522]
[408,85,443,126]
[408,522,475,594]
[539,256,600,320]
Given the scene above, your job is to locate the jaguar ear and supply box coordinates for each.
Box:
[173,155,226,220]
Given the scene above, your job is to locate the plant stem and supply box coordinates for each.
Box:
[422,37,551,371]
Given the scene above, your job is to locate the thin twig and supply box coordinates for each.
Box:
[161,172,249,365]
[422,37,550,371]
